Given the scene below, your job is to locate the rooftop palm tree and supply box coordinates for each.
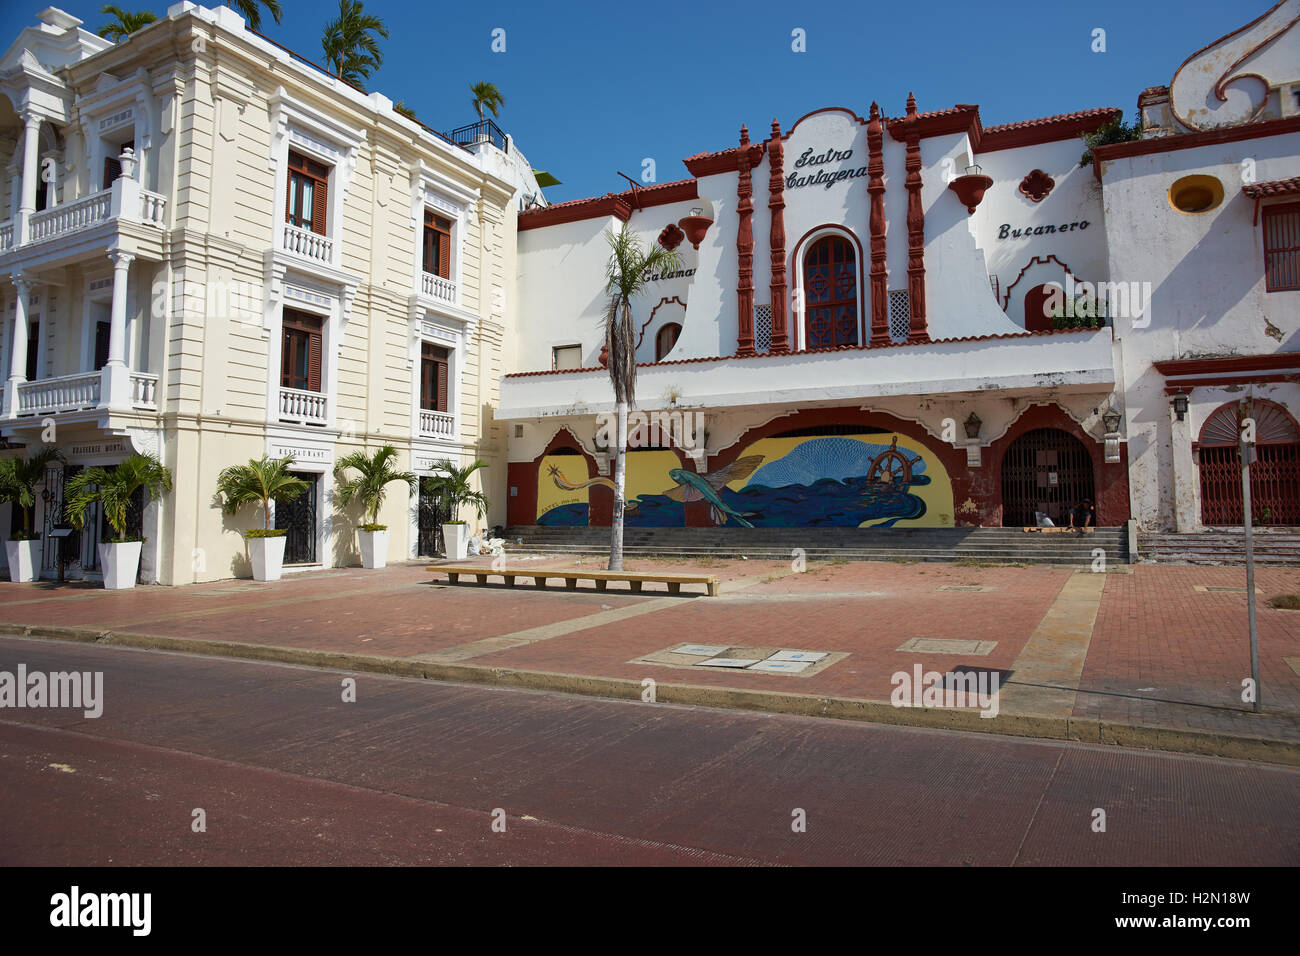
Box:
[321,0,389,91]
[470,82,505,122]
[97,5,157,42]
[64,453,172,542]
[226,0,283,33]
[215,455,309,533]
[334,444,416,529]
[0,447,64,539]
[601,223,681,571]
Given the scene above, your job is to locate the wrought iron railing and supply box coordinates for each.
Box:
[445,119,506,151]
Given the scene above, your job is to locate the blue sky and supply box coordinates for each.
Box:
[3,0,1258,201]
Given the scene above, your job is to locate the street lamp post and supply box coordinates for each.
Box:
[1240,403,1260,712]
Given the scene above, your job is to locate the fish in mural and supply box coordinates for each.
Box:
[630,455,766,527]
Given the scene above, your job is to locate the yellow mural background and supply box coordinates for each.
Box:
[536,455,591,520]
[727,432,955,528]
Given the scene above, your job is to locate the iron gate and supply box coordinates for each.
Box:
[1199,444,1300,525]
[275,472,318,564]
[41,464,92,574]
[417,476,449,557]
[1001,428,1096,527]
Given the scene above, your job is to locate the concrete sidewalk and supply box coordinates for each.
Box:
[2,556,1297,764]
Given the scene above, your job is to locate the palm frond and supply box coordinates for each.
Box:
[216,455,308,530]
[423,458,489,523]
[64,453,171,539]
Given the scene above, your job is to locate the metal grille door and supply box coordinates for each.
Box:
[275,472,318,564]
[1199,444,1300,525]
[417,476,449,557]
[1001,428,1096,527]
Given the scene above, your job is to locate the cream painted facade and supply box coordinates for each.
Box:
[0,4,544,583]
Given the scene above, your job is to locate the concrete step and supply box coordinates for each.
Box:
[1137,532,1300,566]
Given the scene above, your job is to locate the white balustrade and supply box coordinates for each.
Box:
[420,271,457,304]
[282,223,334,263]
[139,190,168,226]
[130,372,159,410]
[15,372,103,415]
[418,408,455,439]
[0,218,12,252]
[279,386,329,425]
[28,190,112,243]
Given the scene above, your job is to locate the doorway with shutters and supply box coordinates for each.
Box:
[275,471,319,565]
[1000,428,1096,527]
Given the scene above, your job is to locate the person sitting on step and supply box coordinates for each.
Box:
[1067,498,1095,532]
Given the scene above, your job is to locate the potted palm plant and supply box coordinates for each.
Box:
[63,452,172,589]
[426,458,489,560]
[215,455,310,582]
[0,447,64,583]
[334,444,416,569]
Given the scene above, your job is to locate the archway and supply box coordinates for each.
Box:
[1000,428,1095,526]
[802,234,859,348]
[1198,400,1300,525]
[1024,284,1055,332]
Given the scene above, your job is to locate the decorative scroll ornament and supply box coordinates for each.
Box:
[1018,169,1055,203]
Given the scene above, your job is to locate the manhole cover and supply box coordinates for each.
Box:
[896,637,997,656]
[936,585,989,592]
[1194,586,1263,594]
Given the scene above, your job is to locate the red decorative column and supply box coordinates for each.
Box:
[902,93,929,343]
[867,102,889,347]
[767,119,789,353]
[736,125,756,357]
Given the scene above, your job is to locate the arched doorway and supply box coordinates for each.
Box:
[1001,428,1095,527]
[655,322,681,360]
[1024,284,1055,332]
[803,234,859,348]
[1198,400,1300,525]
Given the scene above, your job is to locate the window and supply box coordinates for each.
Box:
[286,151,330,235]
[552,345,582,371]
[25,321,38,381]
[421,342,449,412]
[94,321,111,371]
[103,140,133,190]
[804,235,859,348]
[280,309,323,392]
[655,323,681,360]
[423,211,452,277]
[1263,202,1300,292]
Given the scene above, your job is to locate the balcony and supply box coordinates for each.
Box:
[418,408,455,440]
[420,271,456,304]
[7,369,159,418]
[279,386,328,426]
[0,178,168,256]
[282,222,334,264]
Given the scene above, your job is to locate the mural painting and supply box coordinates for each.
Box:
[535,430,954,528]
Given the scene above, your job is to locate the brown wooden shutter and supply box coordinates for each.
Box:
[307,325,322,392]
[311,175,328,236]
[103,156,121,189]
[438,220,451,278]
[430,345,449,412]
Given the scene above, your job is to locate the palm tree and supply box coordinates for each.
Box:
[97,5,157,42]
[425,459,489,525]
[321,0,389,91]
[334,445,416,528]
[0,447,64,539]
[601,223,681,571]
[64,453,173,541]
[470,82,505,122]
[226,0,283,33]
[215,455,309,533]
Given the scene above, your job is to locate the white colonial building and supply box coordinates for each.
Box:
[0,4,546,583]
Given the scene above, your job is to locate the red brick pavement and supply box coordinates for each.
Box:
[2,558,1298,743]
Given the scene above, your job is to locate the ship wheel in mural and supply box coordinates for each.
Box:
[867,437,913,484]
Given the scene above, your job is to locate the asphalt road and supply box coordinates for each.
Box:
[0,635,1296,866]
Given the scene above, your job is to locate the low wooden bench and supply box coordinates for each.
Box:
[427,565,719,597]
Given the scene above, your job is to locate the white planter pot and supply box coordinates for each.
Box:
[4,539,40,583]
[442,523,469,560]
[98,540,142,590]
[358,529,389,569]
[248,535,286,582]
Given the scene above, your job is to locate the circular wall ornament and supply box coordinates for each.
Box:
[1018,169,1055,203]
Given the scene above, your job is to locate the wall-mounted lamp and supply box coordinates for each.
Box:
[963,412,982,440]
[1171,390,1189,422]
[1101,409,1122,434]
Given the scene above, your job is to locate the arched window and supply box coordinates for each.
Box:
[803,235,858,348]
[1024,284,1055,332]
[1198,400,1300,525]
[655,323,681,360]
